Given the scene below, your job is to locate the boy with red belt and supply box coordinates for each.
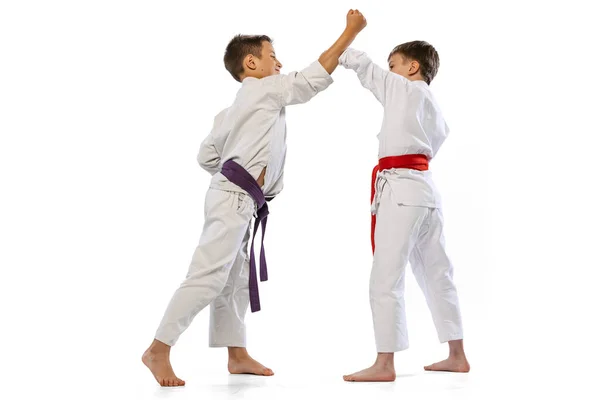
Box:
[340,41,470,382]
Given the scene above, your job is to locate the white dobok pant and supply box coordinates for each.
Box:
[371,183,464,353]
[155,188,256,347]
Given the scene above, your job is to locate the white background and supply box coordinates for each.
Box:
[1,0,599,399]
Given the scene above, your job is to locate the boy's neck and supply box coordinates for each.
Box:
[240,72,262,81]
[407,73,425,83]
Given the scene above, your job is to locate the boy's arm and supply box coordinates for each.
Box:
[318,10,367,75]
[197,132,220,175]
[269,10,367,107]
[197,111,226,175]
[339,48,400,105]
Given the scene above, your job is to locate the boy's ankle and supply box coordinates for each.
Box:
[228,347,250,361]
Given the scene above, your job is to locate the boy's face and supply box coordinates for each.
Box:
[388,53,419,80]
[252,41,282,78]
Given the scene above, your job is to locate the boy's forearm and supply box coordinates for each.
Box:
[338,47,365,71]
[318,29,358,74]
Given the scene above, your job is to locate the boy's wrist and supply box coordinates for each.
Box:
[342,28,359,40]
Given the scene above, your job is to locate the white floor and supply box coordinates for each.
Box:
[135,371,475,400]
[55,324,589,400]
[127,356,595,400]
[6,259,598,400]
[4,349,594,400]
[117,355,592,400]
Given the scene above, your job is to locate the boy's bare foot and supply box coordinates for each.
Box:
[142,339,185,387]
[424,356,470,373]
[343,353,396,382]
[425,339,470,373]
[343,365,396,382]
[227,347,274,376]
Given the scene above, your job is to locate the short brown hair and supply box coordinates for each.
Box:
[224,34,272,82]
[388,41,439,85]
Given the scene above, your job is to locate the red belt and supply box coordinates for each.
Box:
[371,154,429,253]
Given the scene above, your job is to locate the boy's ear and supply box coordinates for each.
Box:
[408,60,420,76]
[244,54,257,72]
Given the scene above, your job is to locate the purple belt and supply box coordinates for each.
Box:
[221,159,269,313]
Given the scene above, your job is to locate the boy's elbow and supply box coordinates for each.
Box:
[197,153,219,172]
[196,152,207,167]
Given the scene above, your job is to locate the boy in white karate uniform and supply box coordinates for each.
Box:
[142,10,367,387]
[340,41,470,382]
